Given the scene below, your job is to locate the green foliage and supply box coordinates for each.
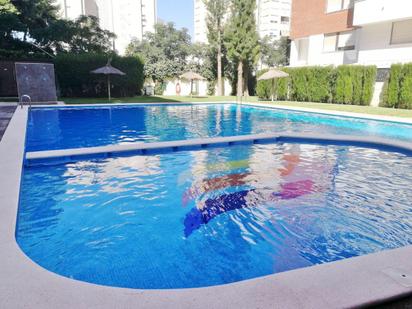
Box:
[399,63,412,109]
[224,0,259,96]
[333,65,376,105]
[0,0,115,58]
[256,65,377,105]
[224,0,259,63]
[334,66,353,104]
[381,63,412,109]
[126,22,191,83]
[361,66,377,106]
[290,67,308,101]
[255,69,271,100]
[55,53,144,98]
[260,36,290,67]
[204,0,227,51]
[276,74,289,100]
[207,80,217,96]
[386,64,402,107]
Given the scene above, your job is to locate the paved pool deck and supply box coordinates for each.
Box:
[0,105,16,141]
[1,104,412,309]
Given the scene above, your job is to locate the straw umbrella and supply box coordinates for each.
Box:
[91,59,126,101]
[180,71,206,97]
[257,68,289,102]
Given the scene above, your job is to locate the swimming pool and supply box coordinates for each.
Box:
[26,104,412,151]
[17,140,412,289]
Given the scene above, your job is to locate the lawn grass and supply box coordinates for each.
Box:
[62,95,247,104]
[262,101,412,118]
[62,96,412,118]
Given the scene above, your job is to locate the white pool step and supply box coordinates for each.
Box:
[25,132,412,163]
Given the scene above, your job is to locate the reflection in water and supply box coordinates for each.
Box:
[183,144,335,237]
[27,104,412,151]
[17,143,412,289]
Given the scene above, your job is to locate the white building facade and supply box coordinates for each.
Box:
[194,0,291,44]
[56,0,157,54]
[289,0,412,69]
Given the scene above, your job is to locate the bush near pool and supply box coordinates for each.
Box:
[256,65,377,106]
[54,53,144,98]
[381,63,412,110]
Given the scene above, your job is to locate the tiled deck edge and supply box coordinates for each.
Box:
[36,100,412,125]
[1,107,412,308]
[242,101,412,125]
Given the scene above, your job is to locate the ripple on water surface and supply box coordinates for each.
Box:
[17,143,412,288]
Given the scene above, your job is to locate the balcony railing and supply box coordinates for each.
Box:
[353,0,412,26]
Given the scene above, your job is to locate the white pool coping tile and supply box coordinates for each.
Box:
[1,104,412,309]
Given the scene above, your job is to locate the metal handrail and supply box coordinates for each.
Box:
[20,95,32,109]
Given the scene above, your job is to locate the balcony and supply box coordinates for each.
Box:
[353,0,412,26]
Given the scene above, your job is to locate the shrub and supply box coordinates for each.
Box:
[361,66,377,106]
[306,66,333,102]
[386,64,402,107]
[54,53,144,98]
[290,67,309,101]
[382,63,412,109]
[255,65,376,105]
[255,69,271,100]
[399,63,412,109]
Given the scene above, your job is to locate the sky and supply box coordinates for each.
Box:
[157,0,194,39]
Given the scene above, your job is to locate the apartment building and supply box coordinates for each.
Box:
[193,0,291,44]
[56,0,157,54]
[289,0,412,68]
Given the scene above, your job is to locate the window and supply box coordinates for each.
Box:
[391,19,412,45]
[323,31,355,52]
[323,33,337,52]
[281,16,289,24]
[297,38,309,62]
[326,0,353,13]
[337,31,355,50]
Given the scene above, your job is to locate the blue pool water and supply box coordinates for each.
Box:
[26,104,412,151]
[17,142,412,289]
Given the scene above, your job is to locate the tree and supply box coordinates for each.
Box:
[0,0,115,58]
[126,22,192,85]
[204,0,227,96]
[224,0,259,99]
[260,36,290,68]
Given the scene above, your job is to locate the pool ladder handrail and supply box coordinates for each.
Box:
[20,94,32,109]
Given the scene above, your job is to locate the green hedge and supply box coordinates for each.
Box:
[382,63,412,109]
[256,65,376,106]
[54,53,144,98]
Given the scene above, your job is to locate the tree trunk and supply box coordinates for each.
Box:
[217,32,223,96]
[237,61,243,101]
[243,63,249,97]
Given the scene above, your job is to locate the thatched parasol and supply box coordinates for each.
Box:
[257,68,289,101]
[91,59,126,101]
[180,71,206,97]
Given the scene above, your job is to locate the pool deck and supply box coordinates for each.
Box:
[1,104,412,308]
[0,105,16,141]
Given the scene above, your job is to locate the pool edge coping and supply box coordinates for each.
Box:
[33,100,412,125]
[1,106,412,309]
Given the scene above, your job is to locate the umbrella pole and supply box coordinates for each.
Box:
[190,80,193,98]
[108,75,111,101]
[271,79,274,102]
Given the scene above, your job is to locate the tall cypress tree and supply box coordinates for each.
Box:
[204,0,227,96]
[224,0,259,99]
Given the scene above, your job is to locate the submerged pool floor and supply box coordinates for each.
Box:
[17,142,412,289]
